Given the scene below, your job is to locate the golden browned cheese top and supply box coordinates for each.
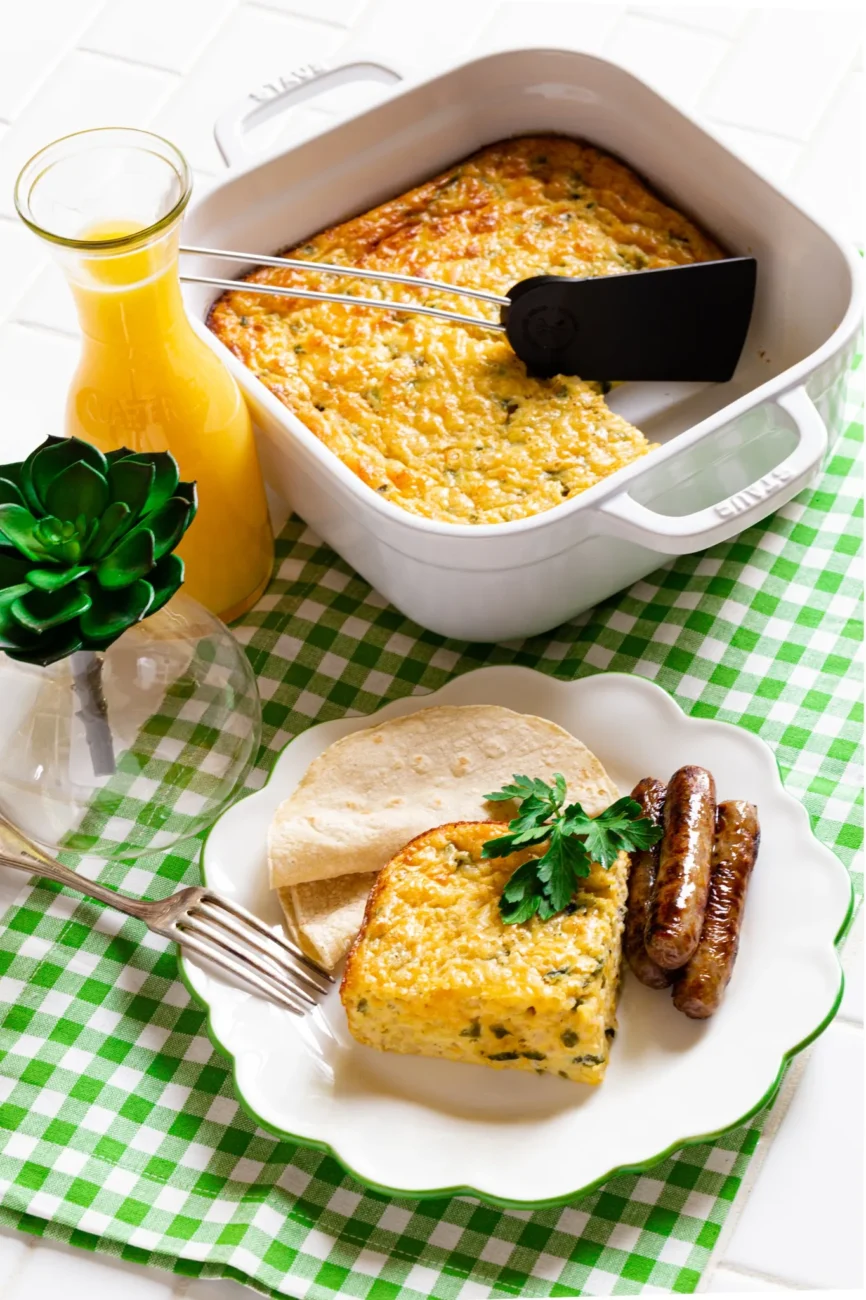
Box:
[207,135,723,525]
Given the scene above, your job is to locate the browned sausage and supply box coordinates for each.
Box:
[645,765,716,970]
[673,800,760,1019]
[624,778,673,989]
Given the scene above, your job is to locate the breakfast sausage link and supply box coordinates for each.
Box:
[673,800,760,1019]
[624,778,673,989]
[645,765,716,970]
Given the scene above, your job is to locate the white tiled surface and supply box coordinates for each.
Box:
[0,52,178,221]
[717,1021,864,1292]
[588,10,731,105]
[148,5,342,172]
[0,1,862,1296]
[707,1267,788,1293]
[82,0,239,75]
[0,0,106,121]
[700,8,862,140]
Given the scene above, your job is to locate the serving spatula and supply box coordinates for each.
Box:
[181,246,756,383]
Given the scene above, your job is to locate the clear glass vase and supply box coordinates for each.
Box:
[14,127,273,623]
[0,593,261,861]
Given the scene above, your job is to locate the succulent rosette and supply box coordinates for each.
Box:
[0,436,197,665]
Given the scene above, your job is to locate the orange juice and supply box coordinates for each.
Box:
[14,129,273,623]
[66,221,273,621]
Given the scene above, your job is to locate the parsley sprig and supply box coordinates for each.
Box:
[483,774,663,924]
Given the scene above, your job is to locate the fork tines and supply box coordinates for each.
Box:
[175,892,333,1015]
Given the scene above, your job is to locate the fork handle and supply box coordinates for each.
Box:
[0,817,151,921]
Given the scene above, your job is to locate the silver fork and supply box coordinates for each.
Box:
[0,817,333,1014]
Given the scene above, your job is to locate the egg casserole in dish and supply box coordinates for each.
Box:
[341,821,630,1085]
[208,134,723,526]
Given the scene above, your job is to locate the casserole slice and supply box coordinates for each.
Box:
[341,820,630,1084]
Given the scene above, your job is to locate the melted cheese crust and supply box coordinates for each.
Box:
[208,135,723,525]
[341,821,630,1085]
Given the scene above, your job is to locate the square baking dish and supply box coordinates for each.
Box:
[183,49,862,642]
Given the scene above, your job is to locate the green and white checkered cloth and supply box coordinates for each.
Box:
[0,355,862,1298]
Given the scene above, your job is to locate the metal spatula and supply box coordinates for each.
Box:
[182,246,756,383]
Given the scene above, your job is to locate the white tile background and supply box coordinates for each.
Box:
[0,0,862,1295]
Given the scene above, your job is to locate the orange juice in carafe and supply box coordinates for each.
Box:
[15,130,273,623]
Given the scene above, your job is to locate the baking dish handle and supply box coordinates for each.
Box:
[215,59,404,168]
[598,386,828,555]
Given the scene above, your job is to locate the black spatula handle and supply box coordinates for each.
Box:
[501,257,757,383]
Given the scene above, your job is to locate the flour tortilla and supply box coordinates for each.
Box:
[277,874,375,971]
[268,704,619,892]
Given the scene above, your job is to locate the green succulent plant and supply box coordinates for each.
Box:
[0,436,197,666]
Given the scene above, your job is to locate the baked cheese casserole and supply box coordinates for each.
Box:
[208,135,723,526]
[341,821,630,1085]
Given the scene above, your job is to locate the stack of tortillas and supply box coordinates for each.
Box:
[269,704,619,969]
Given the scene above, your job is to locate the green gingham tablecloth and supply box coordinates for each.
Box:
[0,354,862,1299]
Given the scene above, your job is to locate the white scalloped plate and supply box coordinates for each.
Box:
[181,668,852,1207]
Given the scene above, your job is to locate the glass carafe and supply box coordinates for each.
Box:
[15,128,273,623]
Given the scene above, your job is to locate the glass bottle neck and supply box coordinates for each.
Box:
[60,221,190,346]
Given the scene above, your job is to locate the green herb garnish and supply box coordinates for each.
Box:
[483,774,662,925]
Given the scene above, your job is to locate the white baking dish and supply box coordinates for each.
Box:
[183,49,862,642]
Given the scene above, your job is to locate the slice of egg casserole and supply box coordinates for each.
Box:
[341,821,630,1084]
[207,134,723,527]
